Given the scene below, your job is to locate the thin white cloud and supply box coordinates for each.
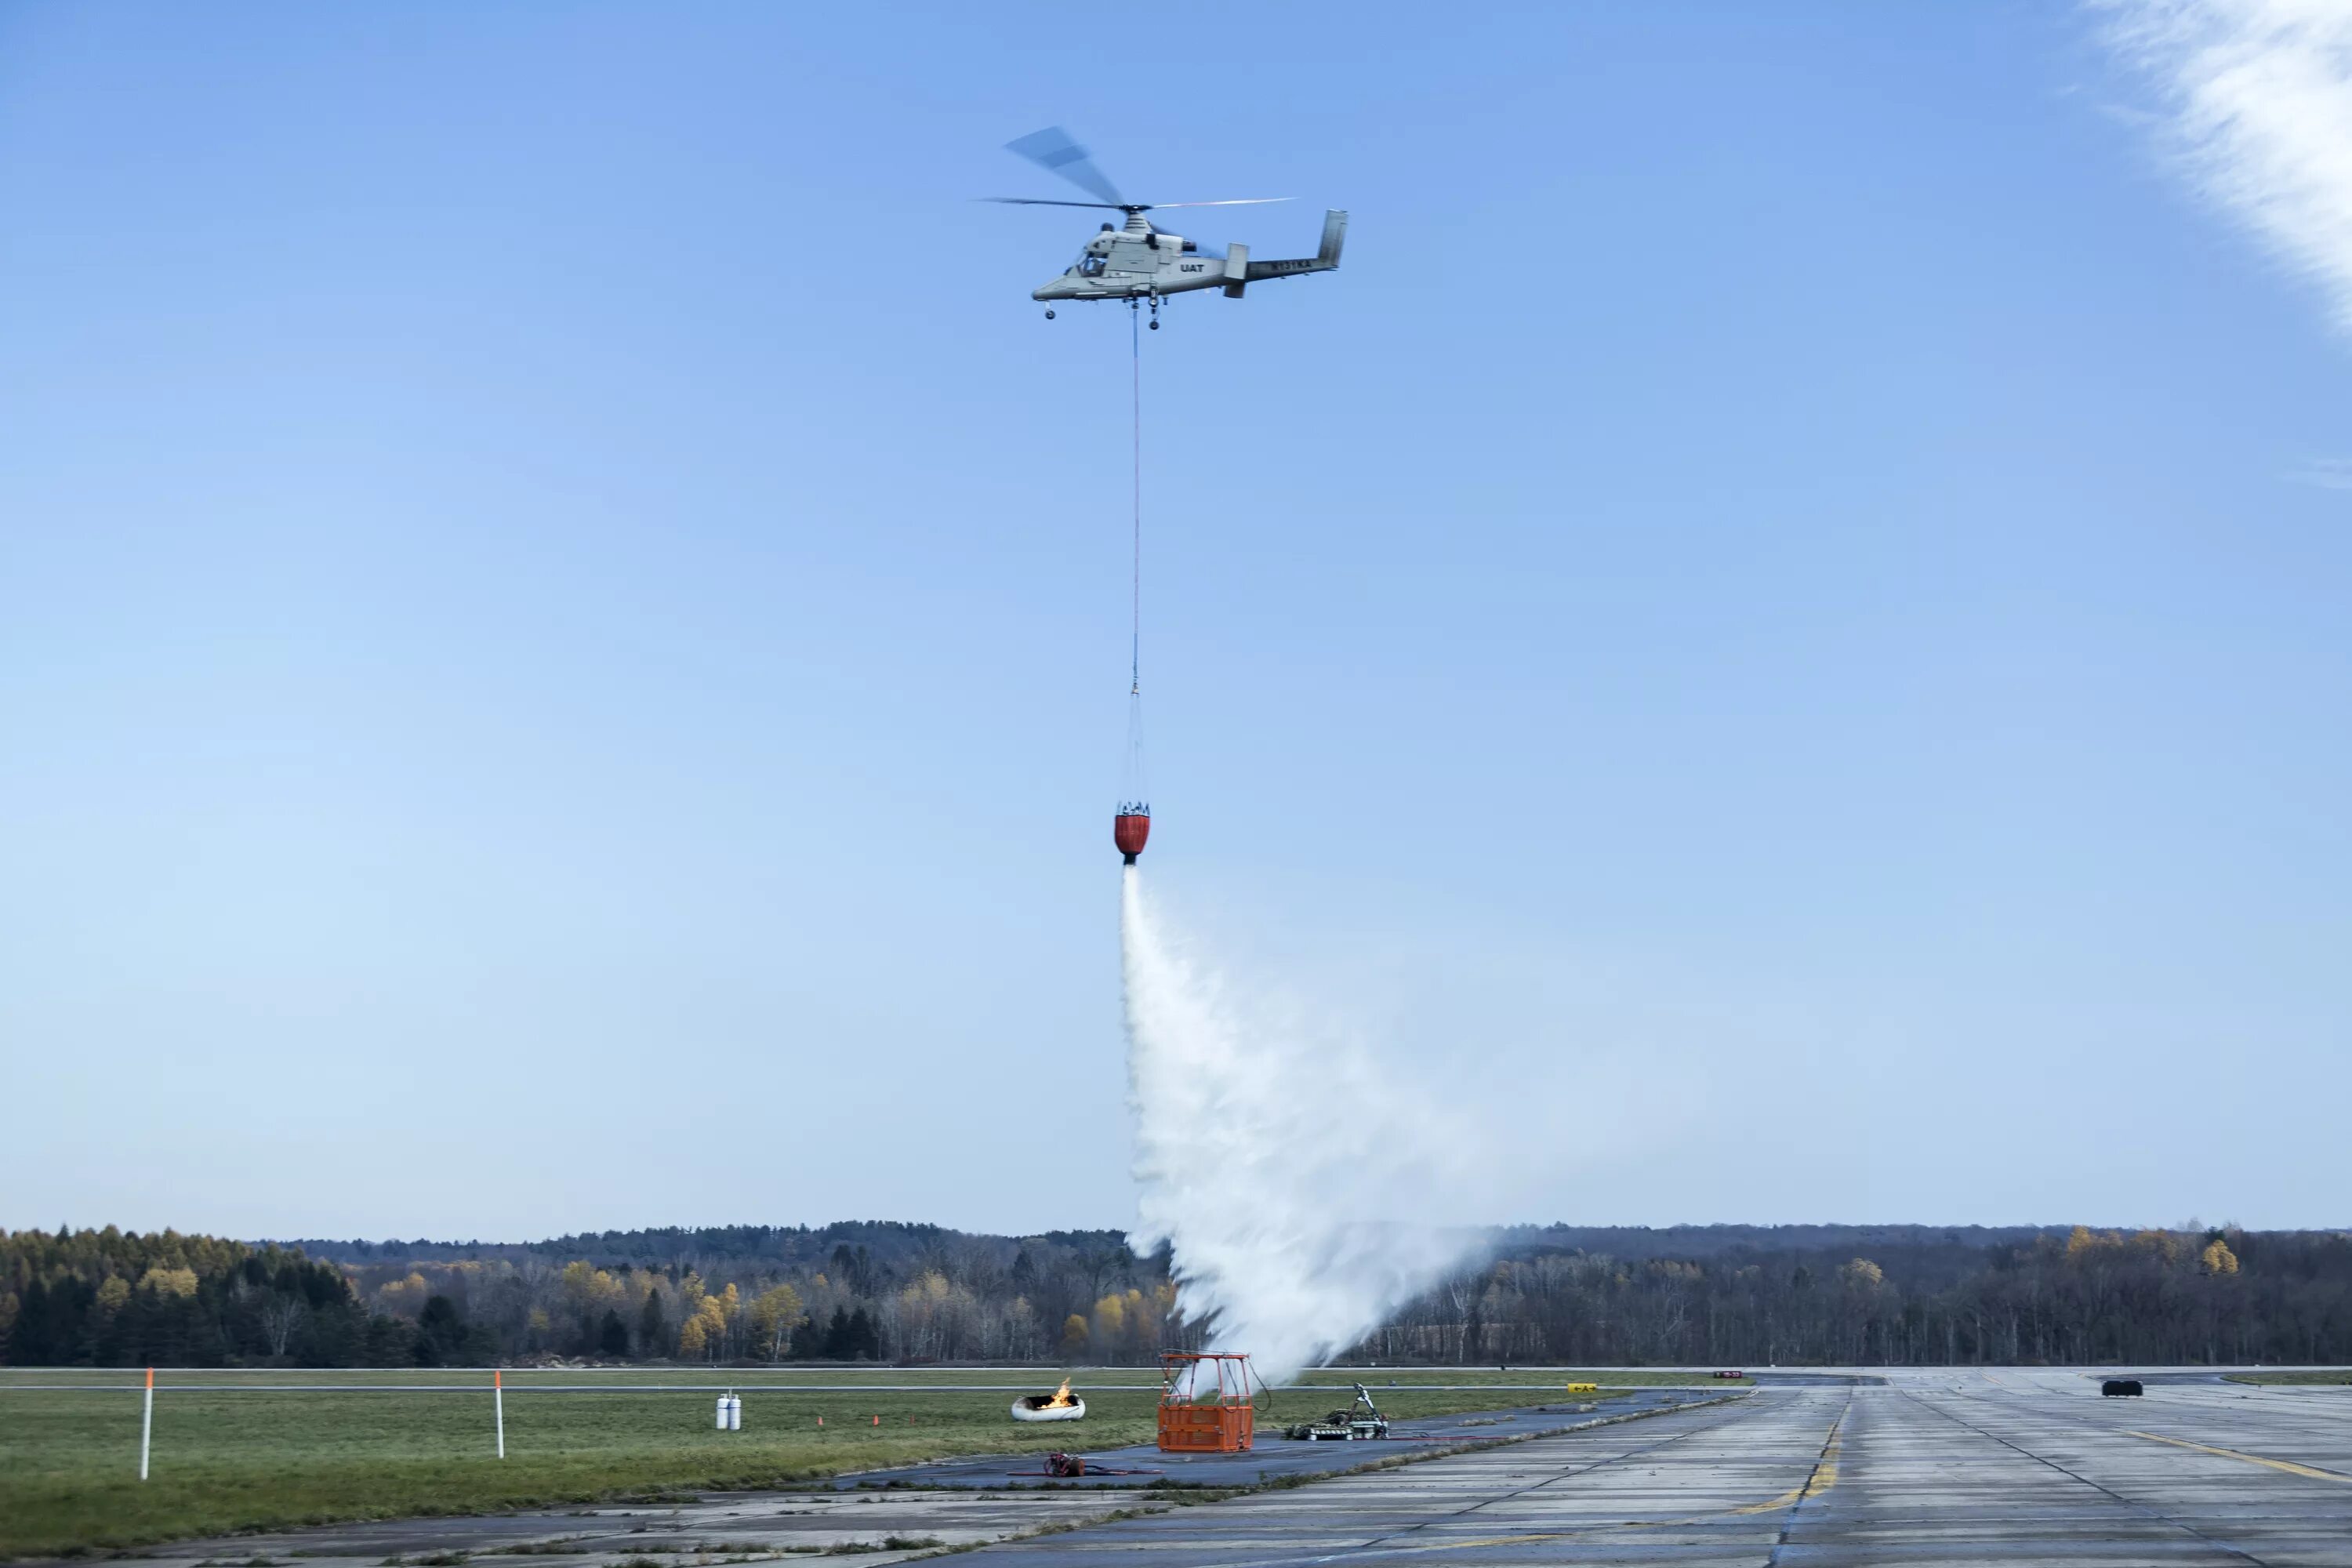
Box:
[2097,0,2352,330]
[2288,456,2352,488]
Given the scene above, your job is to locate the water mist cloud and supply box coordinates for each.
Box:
[2097,0,2352,331]
[1119,869,1488,1382]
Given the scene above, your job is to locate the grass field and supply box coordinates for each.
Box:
[0,1367,1738,1389]
[0,1375,1628,1559]
[2223,1370,2352,1386]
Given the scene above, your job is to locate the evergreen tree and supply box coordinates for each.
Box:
[599,1309,630,1358]
[822,1305,851,1359]
[637,1290,666,1357]
[847,1306,880,1360]
[365,1313,416,1367]
[416,1295,465,1365]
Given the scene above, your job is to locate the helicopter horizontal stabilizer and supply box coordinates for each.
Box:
[1222,243,1249,298]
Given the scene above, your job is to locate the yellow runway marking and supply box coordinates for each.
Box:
[1729,1417,1841,1514]
[2126,1429,2352,1484]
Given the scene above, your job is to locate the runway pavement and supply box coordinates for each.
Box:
[833,1388,1728,1490]
[960,1369,2352,1566]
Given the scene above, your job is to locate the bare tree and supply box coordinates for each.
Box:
[259,1294,306,1358]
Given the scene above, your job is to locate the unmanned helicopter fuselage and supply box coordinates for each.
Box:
[989,127,1345,322]
[1032,209,1348,309]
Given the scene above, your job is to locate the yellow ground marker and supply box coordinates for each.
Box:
[2125,1430,2352,1485]
[1730,1408,1843,1514]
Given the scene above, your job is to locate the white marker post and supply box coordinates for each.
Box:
[494,1369,506,1459]
[139,1367,154,1480]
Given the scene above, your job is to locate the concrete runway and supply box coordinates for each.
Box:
[960,1370,2352,1566]
[834,1389,1728,1490]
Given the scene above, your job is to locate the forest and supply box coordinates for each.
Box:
[5,1219,2347,1368]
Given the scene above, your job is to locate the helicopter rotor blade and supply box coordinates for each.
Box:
[982,198,1133,210]
[1136,198,1293,209]
[1004,126,1124,206]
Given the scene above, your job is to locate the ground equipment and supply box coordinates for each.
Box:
[1157,1350,1261,1453]
[1283,1383,1389,1442]
[991,127,1345,325]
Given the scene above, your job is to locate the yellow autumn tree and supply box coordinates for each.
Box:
[693,1290,731,1358]
[140,1265,200,1298]
[1061,1313,1090,1358]
[750,1284,805,1361]
[96,1276,132,1316]
[2201,1238,2240,1276]
[2065,1225,2124,1261]
[678,1314,710,1359]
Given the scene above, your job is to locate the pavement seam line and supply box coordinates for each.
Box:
[1127,1392,1761,1568]
[1261,1388,1846,1556]
[1762,1392,1849,1565]
[1904,1387,2273,1568]
[2124,1429,2352,1484]
[1327,1398,1754,1552]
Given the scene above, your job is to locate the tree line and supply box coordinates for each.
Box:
[1371,1225,2352,1367]
[5,1221,2347,1367]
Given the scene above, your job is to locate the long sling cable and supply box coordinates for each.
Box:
[1131,302,1142,699]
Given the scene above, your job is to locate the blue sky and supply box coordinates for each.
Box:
[2,2,2346,1238]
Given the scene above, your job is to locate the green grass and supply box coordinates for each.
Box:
[0,1370,1148,1390]
[0,1367,1738,1390]
[0,1381,1613,1559]
[2223,1370,2352,1386]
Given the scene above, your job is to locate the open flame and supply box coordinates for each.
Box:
[1044,1377,1077,1409]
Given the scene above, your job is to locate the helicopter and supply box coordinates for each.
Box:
[990,127,1345,326]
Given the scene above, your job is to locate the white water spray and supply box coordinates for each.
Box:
[1120,867,1488,1383]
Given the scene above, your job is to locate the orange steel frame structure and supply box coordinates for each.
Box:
[1156,1350,1260,1454]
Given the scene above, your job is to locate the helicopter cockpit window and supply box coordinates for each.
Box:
[1076,253,1107,278]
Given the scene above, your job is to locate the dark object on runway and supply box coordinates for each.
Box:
[1284,1382,1389,1441]
[2102,1378,2145,1396]
[1006,1451,1164,1479]
[1116,805,1150,863]
[1715,1369,1746,1379]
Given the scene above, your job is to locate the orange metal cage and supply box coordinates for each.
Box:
[1156,1350,1260,1454]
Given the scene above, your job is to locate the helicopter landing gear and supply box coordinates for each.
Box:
[1148,293,1161,329]
[1149,318,1159,330]
[1044,309,1055,320]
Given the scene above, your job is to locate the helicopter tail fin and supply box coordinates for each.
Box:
[1241,210,1348,284]
[1222,242,1250,298]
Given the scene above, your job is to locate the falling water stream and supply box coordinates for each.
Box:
[1119,866,1485,1383]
